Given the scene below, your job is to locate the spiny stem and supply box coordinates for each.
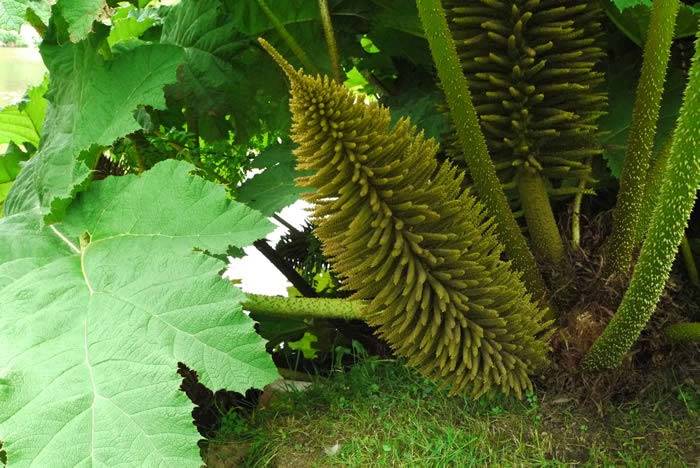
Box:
[584,29,700,370]
[680,236,700,288]
[415,0,547,300]
[25,9,47,37]
[257,0,318,74]
[318,0,342,83]
[517,166,566,265]
[243,293,366,320]
[635,136,673,245]
[605,0,681,278]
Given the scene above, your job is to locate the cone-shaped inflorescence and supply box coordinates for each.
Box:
[259,39,551,397]
[443,0,606,201]
[438,0,606,265]
[416,0,548,296]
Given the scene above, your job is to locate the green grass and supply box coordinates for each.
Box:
[207,359,699,467]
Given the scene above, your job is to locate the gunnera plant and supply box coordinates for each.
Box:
[442,0,607,264]
[259,39,552,397]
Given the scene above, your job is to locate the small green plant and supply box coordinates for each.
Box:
[676,384,700,413]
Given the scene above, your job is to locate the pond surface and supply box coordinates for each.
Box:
[0,47,45,106]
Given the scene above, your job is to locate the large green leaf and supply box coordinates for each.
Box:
[56,0,106,42]
[236,143,312,216]
[0,0,49,31]
[366,0,432,66]
[0,144,28,216]
[0,160,278,467]
[385,84,448,140]
[159,0,373,142]
[0,80,47,215]
[603,0,700,45]
[611,0,650,9]
[3,153,38,216]
[599,54,687,178]
[0,0,107,41]
[107,4,159,47]
[0,107,39,148]
[226,0,367,73]
[5,37,183,223]
[0,78,47,148]
[160,0,267,141]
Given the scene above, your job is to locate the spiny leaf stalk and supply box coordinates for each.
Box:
[635,137,673,245]
[584,31,700,370]
[260,38,552,397]
[244,293,365,320]
[605,0,681,277]
[416,0,548,298]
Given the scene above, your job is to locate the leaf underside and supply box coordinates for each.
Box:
[236,143,312,216]
[0,160,278,467]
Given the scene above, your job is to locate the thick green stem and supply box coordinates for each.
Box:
[318,0,342,83]
[584,29,700,370]
[680,236,700,288]
[665,323,700,343]
[571,166,591,251]
[634,140,698,288]
[635,137,673,245]
[517,166,566,265]
[25,9,47,38]
[243,293,366,320]
[257,0,318,74]
[416,0,547,300]
[605,0,680,278]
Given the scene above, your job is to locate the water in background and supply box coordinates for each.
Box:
[0,47,45,106]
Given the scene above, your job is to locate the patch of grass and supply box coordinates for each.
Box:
[211,359,699,467]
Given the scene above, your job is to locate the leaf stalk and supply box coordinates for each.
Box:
[243,293,366,320]
[257,0,319,74]
[318,0,342,82]
[605,0,681,278]
[584,29,700,370]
